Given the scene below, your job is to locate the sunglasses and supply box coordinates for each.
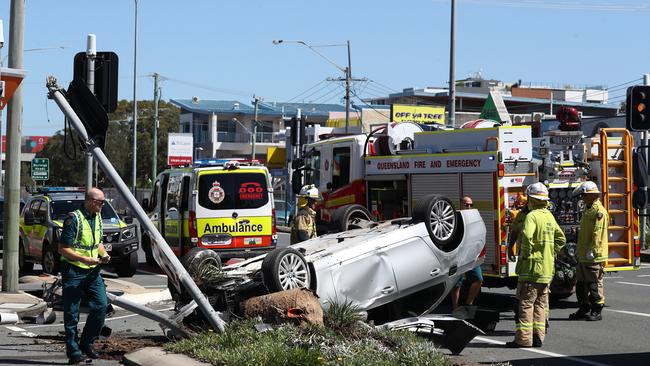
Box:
[89,198,106,205]
[464,203,473,208]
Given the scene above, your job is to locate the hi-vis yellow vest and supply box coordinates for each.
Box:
[61,210,103,269]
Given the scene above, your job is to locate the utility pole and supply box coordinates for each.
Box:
[345,40,352,134]
[152,72,159,184]
[2,0,24,293]
[642,74,650,249]
[131,0,138,194]
[447,0,456,127]
[0,19,5,191]
[251,95,262,160]
[85,34,96,189]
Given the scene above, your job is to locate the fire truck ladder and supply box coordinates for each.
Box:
[597,128,634,267]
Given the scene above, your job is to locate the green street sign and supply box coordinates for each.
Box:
[31,158,49,180]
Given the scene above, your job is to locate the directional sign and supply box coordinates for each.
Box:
[31,158,49,180]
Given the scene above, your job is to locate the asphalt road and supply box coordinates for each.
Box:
[442,264,650,366]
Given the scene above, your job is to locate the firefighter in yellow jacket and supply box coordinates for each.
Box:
[290,185,320,244]
[506,183,565,348]
[569,181,608,321]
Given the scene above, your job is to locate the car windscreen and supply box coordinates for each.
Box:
[198,172,269,210]
[50,200,120,222]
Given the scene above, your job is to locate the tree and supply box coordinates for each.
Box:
[35,99,180,187]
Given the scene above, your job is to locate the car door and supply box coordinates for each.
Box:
[164,174,182,256]
[381,234,444,298]
[20,200,38,256]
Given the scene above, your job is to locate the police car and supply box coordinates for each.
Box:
[18,187,140,277]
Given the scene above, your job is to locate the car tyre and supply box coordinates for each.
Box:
[261,247,311,292]
[331,204,372,232]
[19,240,34,273]
[181,247,222,275]
[412,195,458,248]
[115,251,138,277]
[42,242,60,275]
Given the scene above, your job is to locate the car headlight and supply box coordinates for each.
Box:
[121,226,137,241]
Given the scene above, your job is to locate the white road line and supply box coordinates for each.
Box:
[473,336,611,366]
[603,276,624,279]
[136,269,167,278]
[23,307,175,329]
[616,281,650,287]
[5,326,25,332]
[604,309,650,318]
[636,274,650,277]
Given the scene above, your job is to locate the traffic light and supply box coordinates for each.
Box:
[626,85,650,131]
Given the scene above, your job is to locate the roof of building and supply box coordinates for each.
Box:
[170,99,347,118]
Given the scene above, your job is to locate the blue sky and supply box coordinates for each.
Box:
[1,0,649,136]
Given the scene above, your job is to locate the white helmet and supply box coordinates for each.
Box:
[572,181,600,196]
[526,182,550,201]
[298,184,321,200]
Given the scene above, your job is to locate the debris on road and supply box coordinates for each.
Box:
[243,288,323,325]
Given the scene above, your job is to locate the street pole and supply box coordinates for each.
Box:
[0,19,4,190]
[447,0,456,127]
[85,34,96,189]
[345,40,351,134]
[251,95,262,160]
[642,74,650,249]
[152,72,159,184]
[2,0,24,293]
[131,0,138,194]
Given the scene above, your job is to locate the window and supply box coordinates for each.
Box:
[166,176,182,210]
[151,180,160,210]
[198,172,269,210]
[305,150,321,188]
[36,200,48,221]
[50,200,119,222]
[27,200,41,218]
[332,147,351,190]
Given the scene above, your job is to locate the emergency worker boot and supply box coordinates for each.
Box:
[568,305,590,320]
[585,304,603,321]
[532,335,543,348]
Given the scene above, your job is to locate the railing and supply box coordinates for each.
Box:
[214,132,284,144]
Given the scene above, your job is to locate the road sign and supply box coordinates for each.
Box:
[31,158,49,180]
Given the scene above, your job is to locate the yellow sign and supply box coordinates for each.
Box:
[197,217,273,236]
[326,117,361,128]
[391,104,445,124]
[266,147,286,169]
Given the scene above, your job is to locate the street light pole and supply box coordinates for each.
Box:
[85,34,96,189]
[152,72,160,184]
[251,95,263,160]
[131,0,138,194]
[448,0,456,127]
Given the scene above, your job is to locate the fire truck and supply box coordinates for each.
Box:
[293,115,641,290]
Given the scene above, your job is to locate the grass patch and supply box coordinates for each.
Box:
[166,305,451,366]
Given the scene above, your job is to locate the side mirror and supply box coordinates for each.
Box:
[141,198,150,211]
[123,216,134,224]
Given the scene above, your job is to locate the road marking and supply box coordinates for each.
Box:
[637,274,650,277]
[473,336,611,366]
[23,307,175,329]
[136,269,167,278]
[603,276,624,279]
[604,309,650,318]
[4,325,39,338]
[616,281,650,287]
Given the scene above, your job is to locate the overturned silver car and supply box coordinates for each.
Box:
[176,195,486,323]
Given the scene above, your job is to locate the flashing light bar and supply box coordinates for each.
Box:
[32,186,86,193]
[193,159,261,167]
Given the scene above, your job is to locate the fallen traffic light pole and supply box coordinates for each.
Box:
[46,75,227,334]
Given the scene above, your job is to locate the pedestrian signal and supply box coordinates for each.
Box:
[626,85,650,131]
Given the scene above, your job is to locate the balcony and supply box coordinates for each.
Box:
[215,132,284,144]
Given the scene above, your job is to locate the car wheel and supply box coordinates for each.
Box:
[42,242,60,275]
[19,240,34,273]
[331,204,372,232]
[181,247,222,275]
[412,195,458,248]
[261,248,311,292]
[115,251,138,277]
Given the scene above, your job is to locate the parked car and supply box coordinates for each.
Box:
[18,188,140,277]
[174,195,486,323]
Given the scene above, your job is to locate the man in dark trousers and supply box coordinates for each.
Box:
[59,187,111,364]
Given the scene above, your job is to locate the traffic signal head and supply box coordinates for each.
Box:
[626,85,650,131]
